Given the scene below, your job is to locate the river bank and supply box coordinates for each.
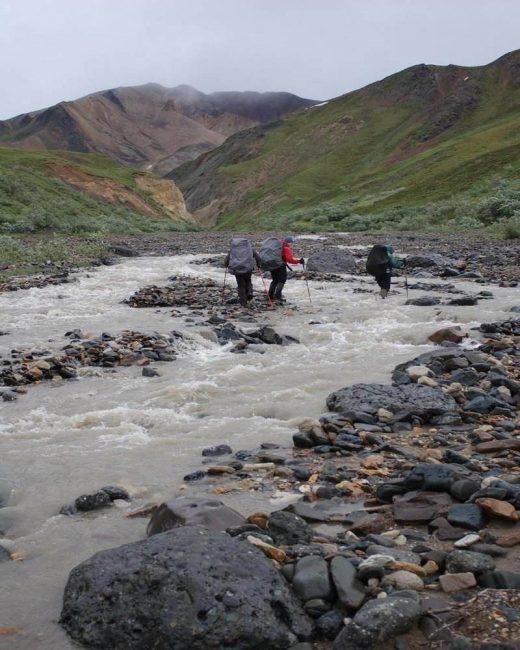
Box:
[1,231,520,291]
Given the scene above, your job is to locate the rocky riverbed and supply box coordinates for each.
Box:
[1,232,520,649]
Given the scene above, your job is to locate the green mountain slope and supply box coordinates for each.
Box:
[0,148,195,234]
[170,50,520,231]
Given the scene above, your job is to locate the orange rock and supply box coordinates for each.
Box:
[388,560,426,577]
[476,497,520,521]
[247,512,268,529]
[246,536,286,563]
[361,454,384,469]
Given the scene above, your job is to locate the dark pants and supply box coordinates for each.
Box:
[375,266,391,291]
[235,272,253,306]
[268,265,287,300]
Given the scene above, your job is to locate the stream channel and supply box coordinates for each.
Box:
[0,251,518,649]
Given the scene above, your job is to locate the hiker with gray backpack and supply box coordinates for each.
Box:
[224,237,261,307]
[258,235,304,304]
[365,244,405,298]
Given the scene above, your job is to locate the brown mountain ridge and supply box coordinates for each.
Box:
[0,84,316,175]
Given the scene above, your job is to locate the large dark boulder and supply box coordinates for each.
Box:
[326,383,458,423]
[60,526,313,649]
[306,250,357,273]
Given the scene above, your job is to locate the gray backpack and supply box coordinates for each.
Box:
[259,237,283,271]
[228,238,255,274]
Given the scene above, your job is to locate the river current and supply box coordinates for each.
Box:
[0,251,518,649]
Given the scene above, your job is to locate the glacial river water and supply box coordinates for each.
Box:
[0,251,518,649]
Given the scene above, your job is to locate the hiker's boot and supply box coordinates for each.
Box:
[273,283,285,301]
[380,288,388,299]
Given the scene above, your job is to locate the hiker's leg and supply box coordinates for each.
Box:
[380,269,391,298]
[245,273,253,301]
[274,283,285,300]
[273,266,287,301]
[235,274,248,306]
[269,267,283,299]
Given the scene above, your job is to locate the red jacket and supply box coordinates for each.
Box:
[282,241,300,265]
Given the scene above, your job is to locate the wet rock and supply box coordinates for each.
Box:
[303,598,330,618]
[147,497,245,535]
[316,610,344,640]
[477,570,520,589]
[393,500,439,524]
[405,296,442,306]
[445,550,495,574]
[448,296,479,306]
[332,590,421,649]
[450,479,480,502]
[202,444,233,457]
[326,383,458,424]
[407,254,455,268]
[376,481,408,503]
[142,366,160,377]
[293,431,315,448]
[447,504,486,531]
[293,555,333,602]
[183,470,206,481]
[74,491,111,512]
[306,250,357,273]
[330,557,365,610]
[60,526,313,649]
[429,326,465,344]
[429,517,467,541]
[100,486,130,501]
[267,510,314,545]
[406,464,460,492]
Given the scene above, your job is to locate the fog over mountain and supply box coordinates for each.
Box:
[1,0,519,119]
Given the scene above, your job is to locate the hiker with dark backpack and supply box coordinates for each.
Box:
[259,235,304,304]
[366,244,405,298]
[224,237,261,307]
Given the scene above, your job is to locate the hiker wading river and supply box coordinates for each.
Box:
[0,241,517,649]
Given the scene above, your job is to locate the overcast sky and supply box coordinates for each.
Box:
[0,0,518,119]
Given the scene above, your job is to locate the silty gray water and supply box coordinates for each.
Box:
[0,252,517,649]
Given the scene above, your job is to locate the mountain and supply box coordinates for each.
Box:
[0,148,195,234]
[169,50,520,229]
[0,85,316,174]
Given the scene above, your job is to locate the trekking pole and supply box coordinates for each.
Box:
[257,268,273,307]
[222,268,228,303]
[302,261,312,304]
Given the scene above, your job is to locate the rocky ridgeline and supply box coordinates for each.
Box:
[57,318,520,649]
[0,329,183,401]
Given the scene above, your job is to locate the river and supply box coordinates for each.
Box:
[0,252,517,649]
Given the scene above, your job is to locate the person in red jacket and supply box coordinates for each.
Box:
[269,236,305,303]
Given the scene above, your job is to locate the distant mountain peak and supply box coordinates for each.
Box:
[0,85,316,172]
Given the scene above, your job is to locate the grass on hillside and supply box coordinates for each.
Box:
[0,148,196,235]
